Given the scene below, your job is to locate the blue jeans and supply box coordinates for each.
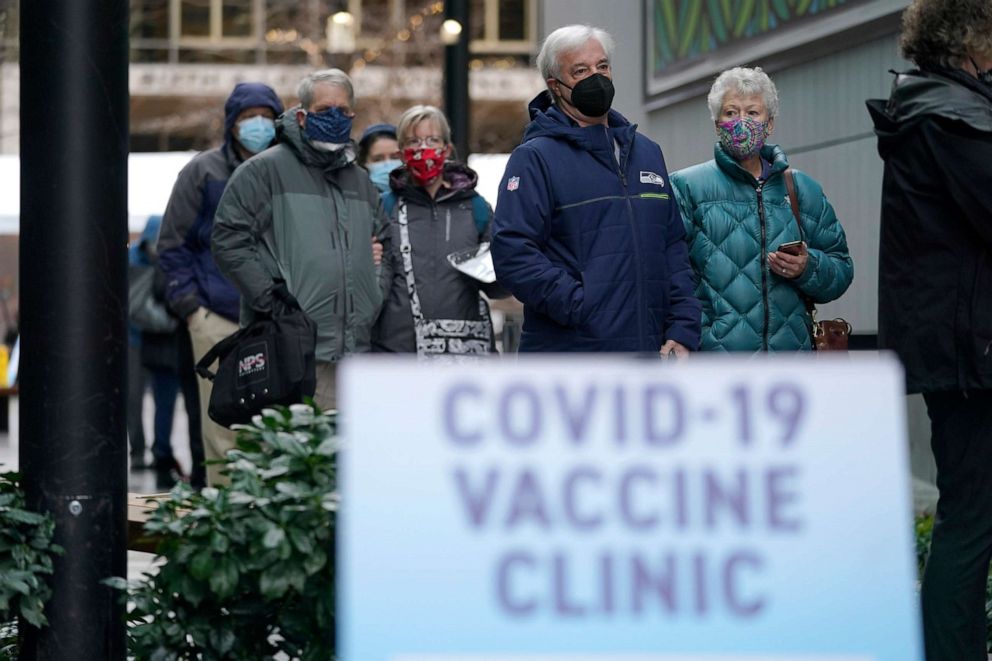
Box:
[148,368,179,462]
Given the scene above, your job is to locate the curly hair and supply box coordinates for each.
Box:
[900,0,992,70]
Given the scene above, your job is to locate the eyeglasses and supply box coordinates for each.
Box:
[403,135,445,149]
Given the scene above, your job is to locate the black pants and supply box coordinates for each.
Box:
[922,390,992,661]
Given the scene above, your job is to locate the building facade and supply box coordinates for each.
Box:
[0,0,545,154]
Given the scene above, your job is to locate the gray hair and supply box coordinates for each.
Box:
[397,104,452,147]
[537,25,615,82]
[706,66,780,122]
[297,68,355,110]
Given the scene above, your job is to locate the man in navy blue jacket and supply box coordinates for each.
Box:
[492,25,700,354]
[158,82,283,485]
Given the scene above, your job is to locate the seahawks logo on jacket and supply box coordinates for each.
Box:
[640,171,665,186]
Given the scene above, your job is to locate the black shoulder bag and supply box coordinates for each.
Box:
[195,286,317,426]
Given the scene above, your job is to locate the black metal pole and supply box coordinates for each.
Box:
[20,1,129,659]
[444,0,470,161]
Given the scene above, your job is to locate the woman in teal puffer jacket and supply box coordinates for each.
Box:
[671,67,853,352]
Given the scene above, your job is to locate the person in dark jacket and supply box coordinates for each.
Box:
[671,67,853,352]
[373,105,507,356]
[492,25,700,354]
[157,82,283,486]
[129,215,205,488]
[867,1,992,658]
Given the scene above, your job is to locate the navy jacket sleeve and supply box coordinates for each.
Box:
[662,194,702,349]
[158,159,205,318]
[491,144,584,327]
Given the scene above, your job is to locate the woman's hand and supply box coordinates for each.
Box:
[767,242,808,279]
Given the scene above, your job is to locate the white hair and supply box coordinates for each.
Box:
[297,68,355,110]
[537,25,615,82]
[706,66,780,122]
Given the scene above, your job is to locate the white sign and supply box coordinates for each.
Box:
[339,356,922,661]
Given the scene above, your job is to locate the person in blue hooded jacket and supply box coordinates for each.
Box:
[492,25,700,355]
[157,81,283,486]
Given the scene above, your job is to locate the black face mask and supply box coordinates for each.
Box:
[970,56,992,86]
[556,73,615,118]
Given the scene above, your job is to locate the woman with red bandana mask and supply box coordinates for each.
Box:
[372,105,509,357]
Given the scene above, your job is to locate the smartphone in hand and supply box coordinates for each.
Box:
[777,240,803,256]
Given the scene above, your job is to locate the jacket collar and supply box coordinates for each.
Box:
[277,108,356,171]
[522,91,638,169]
[389,161,479,205]
[713,142,789,184]
[868,68,992,135]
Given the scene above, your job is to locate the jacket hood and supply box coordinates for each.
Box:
[389,161,479,204]
[868,69,992,156]
[522,91,636,150]
[276,107,356,170]
[130,214,162,265]
[223,82,284,147]
[713,142,790,183]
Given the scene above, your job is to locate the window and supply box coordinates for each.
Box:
[222,0,253,38]
[469,0,534,54]
[180,0,210,37]
[497,0,525,41]
[132,0,169,40]
[178,0,255,41]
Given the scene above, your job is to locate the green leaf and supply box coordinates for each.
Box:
[209,556,239,598]
[263,526,286,549]
[288,527,314,555]
[259,569,290,599]
[189,551,213,581]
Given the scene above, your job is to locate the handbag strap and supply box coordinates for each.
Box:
[782,168,815,318]
[782,168,806,244]
[194,326,247,380]
[397,199,427,323]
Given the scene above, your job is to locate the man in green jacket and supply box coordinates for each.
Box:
[212,69,389,410]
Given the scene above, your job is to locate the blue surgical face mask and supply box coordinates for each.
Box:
[237,115,276,154]
[367,158,402,193]
[304,106,353,145]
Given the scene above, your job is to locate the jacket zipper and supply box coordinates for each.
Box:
[334,189,347,359]
[756,182,769,351]
[608,127,644,347]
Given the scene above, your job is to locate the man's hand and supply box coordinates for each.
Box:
[372,237,383,266]
[659,339,689,360]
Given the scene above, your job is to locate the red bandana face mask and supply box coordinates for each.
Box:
[403,147,446,185]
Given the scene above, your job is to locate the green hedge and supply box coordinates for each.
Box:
[109,403,337,661]
[0,470,63,658]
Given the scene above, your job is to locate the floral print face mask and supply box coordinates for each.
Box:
[717,116,770,160]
